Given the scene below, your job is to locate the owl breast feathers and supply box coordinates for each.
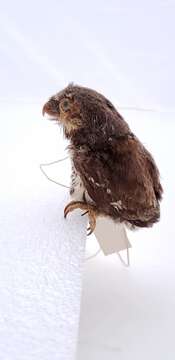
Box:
[43,84,163,229]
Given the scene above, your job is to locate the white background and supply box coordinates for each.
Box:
[0,0,175,109]
[0,1,175,359]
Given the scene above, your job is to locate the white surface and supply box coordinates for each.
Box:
[77,110,175,360]
[0,105,87,360]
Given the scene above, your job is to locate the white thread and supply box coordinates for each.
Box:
[116,241,130,267]
[85,248,101,261]
[40,157,70,189]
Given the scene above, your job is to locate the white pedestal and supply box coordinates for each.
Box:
[0,106,87,360]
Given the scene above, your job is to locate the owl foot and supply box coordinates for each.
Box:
[64,201,97,236]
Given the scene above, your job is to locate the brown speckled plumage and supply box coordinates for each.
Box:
[43,84,163,231]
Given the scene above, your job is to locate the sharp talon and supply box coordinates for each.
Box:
[64,201,97,235]
[87,228,93,236]
[81,210,89,217]
[64,201,90,220]
[64,205,70,218]
[86,211,96,235]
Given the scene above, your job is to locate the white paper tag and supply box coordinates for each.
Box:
[94,217,131,256]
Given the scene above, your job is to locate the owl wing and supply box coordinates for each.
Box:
[73,139,161,226]
[144,147,163,201]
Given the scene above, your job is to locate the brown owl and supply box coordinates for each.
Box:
[42,84,163,235]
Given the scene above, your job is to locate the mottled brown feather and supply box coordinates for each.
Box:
[43,84,163,229]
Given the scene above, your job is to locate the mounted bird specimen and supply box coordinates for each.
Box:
[42,84,163,235]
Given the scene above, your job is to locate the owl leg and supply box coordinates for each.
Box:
[64,201,97,235]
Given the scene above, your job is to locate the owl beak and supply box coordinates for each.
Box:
[42,103,47,116]
[42,102,58,118]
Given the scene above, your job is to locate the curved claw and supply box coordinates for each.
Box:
[81,210,89,217]
[87,226,93,236]
[87,211,96,236]
[64,204,71,218]
[64,201,84,218]
[64,201,97,235]
[64,201,90,219]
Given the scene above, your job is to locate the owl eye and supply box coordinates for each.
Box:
[60,99,70,112]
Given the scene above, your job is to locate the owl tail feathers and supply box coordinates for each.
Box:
[123,203,161,229]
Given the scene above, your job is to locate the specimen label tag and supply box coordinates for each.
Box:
[94,217,131,255]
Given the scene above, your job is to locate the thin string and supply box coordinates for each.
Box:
[85,248,101,261]
[116,246,130,267]
[116,228,130,267]
[40,157,70,189]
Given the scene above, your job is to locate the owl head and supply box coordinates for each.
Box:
[43,84,120,136]
[42,84,130,143]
